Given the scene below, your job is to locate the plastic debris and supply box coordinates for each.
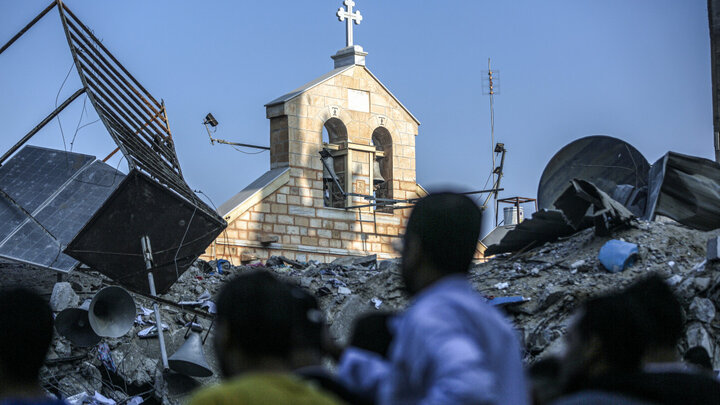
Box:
[200,300,217,314]
[137,323,169,338]
[488,296,530,307]
[216,259,230,274]
[494,282,509,290]
[93,392,116,405]
[371,297,383,309]
[96,342,116,373]
[338,286,352,295]
[598,239,638,273]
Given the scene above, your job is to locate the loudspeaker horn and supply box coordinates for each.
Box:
[168,332,213,377]
[89,286,136,338]
[55,301,101,347]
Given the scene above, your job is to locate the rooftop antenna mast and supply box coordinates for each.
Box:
[488,58,496,192]
[481,59,505,213]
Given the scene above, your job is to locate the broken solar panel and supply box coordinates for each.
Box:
[65,169,226,295]
[0,146,124,272]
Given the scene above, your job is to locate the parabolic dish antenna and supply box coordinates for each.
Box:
[537,135,650,210]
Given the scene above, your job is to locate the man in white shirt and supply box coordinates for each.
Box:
[339,192,529,405]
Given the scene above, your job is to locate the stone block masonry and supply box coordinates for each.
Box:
[203,63,441,264]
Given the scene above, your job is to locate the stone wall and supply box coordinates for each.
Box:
[204,181,408,264]
[203,65,420,264]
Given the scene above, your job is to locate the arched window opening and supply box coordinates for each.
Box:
[371,127,393,209]
[324,117,347,144]
[322,118,348,208]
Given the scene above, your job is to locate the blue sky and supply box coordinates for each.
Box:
[0,0,712,233]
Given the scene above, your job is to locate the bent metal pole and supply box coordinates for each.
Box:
[141,235,169,370]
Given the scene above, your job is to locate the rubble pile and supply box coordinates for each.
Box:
[214,218,720,367]
[3,217,720,404]
[472,220,720,364]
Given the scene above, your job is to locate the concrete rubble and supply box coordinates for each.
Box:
[0,216,716,403]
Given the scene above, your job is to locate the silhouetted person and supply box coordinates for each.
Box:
[348,312,394,359]
[289,285,363,405]
[338,192,529,404]
[553,276,720,405]
[188,271,343,405]
[528,357,562,405]
[623,275,684,370]
[684,346,715,377]
[0,287,64,405]
[552,292,649,404]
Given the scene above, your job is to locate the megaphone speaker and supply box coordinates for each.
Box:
[168,332,213,377]
[55,307,101,347]
[89,286,136,338]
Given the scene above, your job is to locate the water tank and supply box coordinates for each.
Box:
[503,206,524,225]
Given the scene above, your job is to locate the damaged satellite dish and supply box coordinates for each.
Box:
[537,135,650,216]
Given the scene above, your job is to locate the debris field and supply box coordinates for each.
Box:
[2,216,716,404]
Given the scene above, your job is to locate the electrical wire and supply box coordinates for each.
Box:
[69,93,90,151]
[55,61,76,155]
[195,189,233,265]
[231,145,267,155]
[173,203,197,281]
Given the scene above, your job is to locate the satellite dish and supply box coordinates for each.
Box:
[538,135,650,211]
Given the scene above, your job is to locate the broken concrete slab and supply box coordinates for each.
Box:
[50,282,79,312]
[690,297,716,323]
[485,179,633,256]
[330,254,378,268]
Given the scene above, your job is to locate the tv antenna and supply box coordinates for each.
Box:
[481,59,506,211]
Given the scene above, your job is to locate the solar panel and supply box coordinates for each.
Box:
[65,169,226,294]
[0,146,124,272]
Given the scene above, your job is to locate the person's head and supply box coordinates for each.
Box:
[401,192,482,295]
[0,287,54,394]
[623,274,683,362]
[349,312,394,358]
[561,291,645,392]
[528,356,563,405]
[214,270,306,377]
[287,284,325,368]
[684,346,714,375]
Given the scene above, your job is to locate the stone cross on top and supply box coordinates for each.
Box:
[337,0,362,47]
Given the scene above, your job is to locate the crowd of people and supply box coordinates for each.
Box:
[1,192,719,404]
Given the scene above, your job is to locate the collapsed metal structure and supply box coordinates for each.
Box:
[0,1,226,294]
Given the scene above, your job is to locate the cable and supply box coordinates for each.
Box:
[231,145,267,155]
[196,189,233,265]
[71,154,126,188]
[173,203,197,281]
[76,118,100,131]
[69,93,88,151]
[55,61,76,155]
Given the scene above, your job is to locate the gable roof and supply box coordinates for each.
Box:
[265,65,354,107]
[218,167,290,222]
[265,65,420,126]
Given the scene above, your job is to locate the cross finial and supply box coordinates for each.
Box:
[337,0,362,47]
